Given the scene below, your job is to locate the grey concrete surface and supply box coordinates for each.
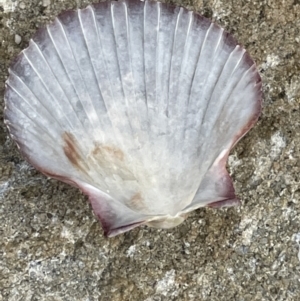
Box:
[0,0,299,300]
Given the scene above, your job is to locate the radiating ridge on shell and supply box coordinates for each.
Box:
[4,0,262,237]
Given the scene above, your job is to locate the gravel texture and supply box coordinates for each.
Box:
[0,0,300,300]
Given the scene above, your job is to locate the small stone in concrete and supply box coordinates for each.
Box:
[14,34,21,44]
[18,2,26,9]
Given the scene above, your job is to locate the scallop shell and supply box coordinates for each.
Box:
[4,0,262,237]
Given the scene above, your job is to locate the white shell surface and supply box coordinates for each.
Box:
[4,0,262,236]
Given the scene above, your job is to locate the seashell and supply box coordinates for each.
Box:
[4,0,262,237]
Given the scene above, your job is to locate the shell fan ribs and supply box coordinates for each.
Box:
[4,0,262,237]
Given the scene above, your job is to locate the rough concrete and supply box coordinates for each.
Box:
[0,0,300,300]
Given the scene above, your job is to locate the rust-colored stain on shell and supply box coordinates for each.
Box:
[90,142,135,181]
[92,143,124,161]
[126,192,146,211]
[62,132,135,181]
[62,132,90,175]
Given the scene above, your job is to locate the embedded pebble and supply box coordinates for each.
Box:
[42,0,51,7]
[18,2,26,9]
[14,34,21,44]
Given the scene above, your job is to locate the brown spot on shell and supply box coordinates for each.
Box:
[62,132,90,175]
[62,133,135,183]
[92,144,124,161]
[90,142,135,181]
[126,192,146,211]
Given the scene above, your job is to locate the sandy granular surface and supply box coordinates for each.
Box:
[0,0,300,300]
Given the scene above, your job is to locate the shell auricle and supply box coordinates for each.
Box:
[4,0,262,237]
